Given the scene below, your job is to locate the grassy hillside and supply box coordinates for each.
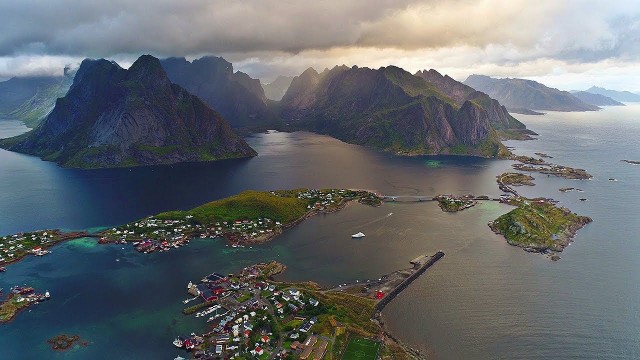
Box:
[489,198,591,251]
[157,190,309,224]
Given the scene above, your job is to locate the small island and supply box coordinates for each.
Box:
[559,187,583,193]
[434,194,477,212]
[47,334,88,351]
[172,254,443,359]
[509,155,548,165]
[535,152,553,159]
[498,172,535,186]
[1,286,50,323]
[509,153,593,180]
[489,197,592,258]
[512,163,592,179]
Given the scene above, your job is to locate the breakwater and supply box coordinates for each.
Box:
[375,251,445,312]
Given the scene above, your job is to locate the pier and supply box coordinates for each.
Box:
[375,251,445,312]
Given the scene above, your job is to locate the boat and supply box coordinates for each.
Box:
[0,267,6,272]
[351,232,365,238]
[172,337,184,348]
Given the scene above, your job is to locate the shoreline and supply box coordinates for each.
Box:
[1,189,383,269]
[0,230,98,267]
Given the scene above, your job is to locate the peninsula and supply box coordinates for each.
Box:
[171,254,443,359]
[99,189,382,250]
[0,286,50,323]
[0,189,382,268]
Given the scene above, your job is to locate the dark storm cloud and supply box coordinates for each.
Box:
[0,0,636,62]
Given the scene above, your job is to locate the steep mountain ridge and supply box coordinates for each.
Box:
[160,56,276,128]
[585,86,640,102]
[571,91,624,106]
[464,75,599,112]
[415,69,527,131]
[280,65,521,157]
[1,55,256,168]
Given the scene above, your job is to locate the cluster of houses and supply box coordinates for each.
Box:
[0,231,55,265]
[102,213,284,254]
[434,194,478,211]
[293,189,347,211]
[176,264,328,359]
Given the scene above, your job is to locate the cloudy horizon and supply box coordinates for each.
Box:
[1,0,639,91]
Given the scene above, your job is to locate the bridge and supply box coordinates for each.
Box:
[380,195,435,202]
[381,195,503,202]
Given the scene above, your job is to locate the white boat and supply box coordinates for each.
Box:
[351,232,365,238]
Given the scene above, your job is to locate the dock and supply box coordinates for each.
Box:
[375,251,444,312]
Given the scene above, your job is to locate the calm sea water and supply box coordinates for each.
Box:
[0,105,639,359]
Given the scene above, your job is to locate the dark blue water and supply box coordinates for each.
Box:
[1,105,639,359]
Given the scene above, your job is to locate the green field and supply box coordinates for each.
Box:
[342,337,380,360]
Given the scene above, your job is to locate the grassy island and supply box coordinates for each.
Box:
[489,197,592,257]
[498,172,535,186]
[434,195,477,212]
[512,163,592,180]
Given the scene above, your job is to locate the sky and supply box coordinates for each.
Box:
[1,0,639,91]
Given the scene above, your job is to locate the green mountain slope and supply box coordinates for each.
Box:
[280,65,523,157]
[0,55,256,168]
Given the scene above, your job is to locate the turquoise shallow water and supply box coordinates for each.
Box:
[1,105,639,359]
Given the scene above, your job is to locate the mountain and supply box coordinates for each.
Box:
[262,76,294,101]
[571,91,624,106]
[160,56,276,128]
[9,67,75,128]
[585,86,640,102]
[0,76,62,114]
[0,55,256,168]
[464,75,599,112]
[415,69,532,137]
[280,65,529,157]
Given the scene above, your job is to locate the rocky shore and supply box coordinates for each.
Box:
[488,197,592,259]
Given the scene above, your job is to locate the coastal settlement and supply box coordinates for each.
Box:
[171,253,444,360]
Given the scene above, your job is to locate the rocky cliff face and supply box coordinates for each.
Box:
[415,69,527,131]
[1,55,256,168]
[464,75,599,112]
[160,56,276,128]
[280,65,512,157]
[262,75,294,101]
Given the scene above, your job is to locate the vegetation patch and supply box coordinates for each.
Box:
[498,172,535,186]
[489,197,592,255]
[342,337,381,360]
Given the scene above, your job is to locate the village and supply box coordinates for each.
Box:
[0,189,382,269]
[0,230,65,266]
[172,252,445,360]
[98,189,382,255]
[0,285,51,323]
[174,262,342,360]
